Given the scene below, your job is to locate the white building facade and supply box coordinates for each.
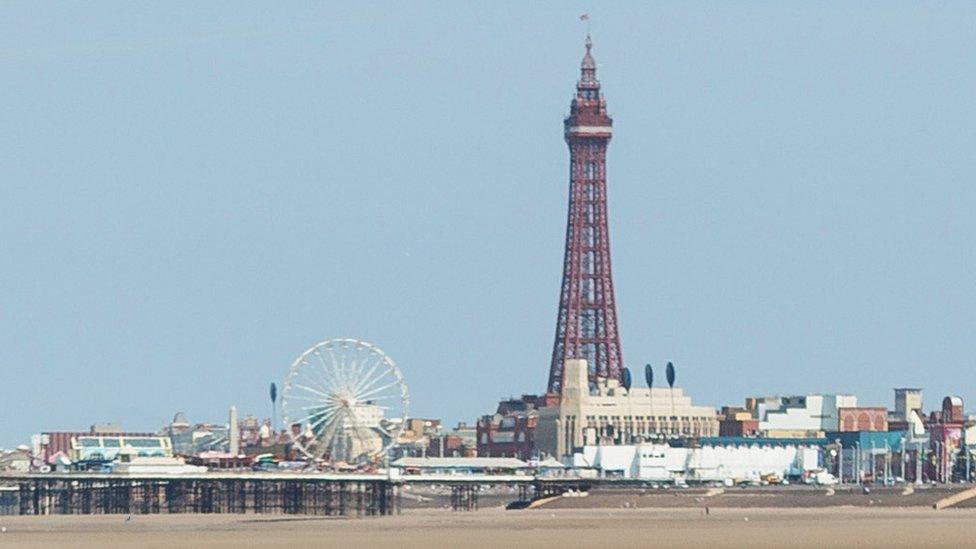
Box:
[756,394,857,437]
[570,442,822,483]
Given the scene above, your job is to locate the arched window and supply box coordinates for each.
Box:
[858,412,871,431]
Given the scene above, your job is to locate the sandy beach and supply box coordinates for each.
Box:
[1,506,974,548]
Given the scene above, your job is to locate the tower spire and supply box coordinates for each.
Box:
[580,34,597,84]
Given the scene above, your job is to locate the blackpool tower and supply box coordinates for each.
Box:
[548,35,624,394]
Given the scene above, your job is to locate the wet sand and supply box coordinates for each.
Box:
[538,485,969,509]
[1,507,975,548]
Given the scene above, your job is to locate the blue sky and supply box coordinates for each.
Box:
[1,3,974,446]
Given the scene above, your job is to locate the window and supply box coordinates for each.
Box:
[126,438,162,447]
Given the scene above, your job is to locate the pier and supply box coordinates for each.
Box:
[0,473,593,516]
[5,473,398,517]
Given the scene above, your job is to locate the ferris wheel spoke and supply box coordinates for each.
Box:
[357,379,401,401]
[349,349,373,391]
[374,422,396,438]
[353,365,395,397]
[352,356,388,394]
[294,400,341,418]
[297,365,335,397]
[287,393,332,408]
[285,394,335,406]
[357,395,397,403]
[342,358,361,394]
[311,352,340,386]
[314,415,343,459]
[295,359,336,393]
[352,363,382,396]
[347,357,368,392]
[292,396,342,410]
[312,352,346,394]
[309,408,343,432]
[353,343,373,374]
[338,345,358,388]
[288,409,328,426]
[282,395,320,405]
[291,383,333,400]
[324,346,341,378]
[344,407,374,454]
[351,352,382,392]
[331,355,350,392]
[325,346,352,393]
[312,443,328,460]
[289,405,340,430]
[299,401,341,412]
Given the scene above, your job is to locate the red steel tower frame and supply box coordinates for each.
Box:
[548,36,624,394]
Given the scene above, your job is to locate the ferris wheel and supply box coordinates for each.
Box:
[280,338,409,464]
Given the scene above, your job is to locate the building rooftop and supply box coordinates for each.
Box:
[699,436,829,447]
[391,457,528,469]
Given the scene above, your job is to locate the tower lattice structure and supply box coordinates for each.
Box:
[548,36,624,394]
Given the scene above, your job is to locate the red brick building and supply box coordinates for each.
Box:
[718,407,760,437]
[476,395,548,460]
[838,407,888,432]
[719,418,760,437]
[928,396,965,482]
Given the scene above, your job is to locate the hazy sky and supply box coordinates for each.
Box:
[2,3,974,447]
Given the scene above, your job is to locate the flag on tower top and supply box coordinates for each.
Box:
[580,13,590,21]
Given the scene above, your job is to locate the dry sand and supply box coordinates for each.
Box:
[1,507,974,548]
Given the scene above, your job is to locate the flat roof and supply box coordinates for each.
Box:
[699,436,829,447]
[0,472,537,484]
[392,457,527,469]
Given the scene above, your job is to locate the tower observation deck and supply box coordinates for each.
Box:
[548,36,624,394]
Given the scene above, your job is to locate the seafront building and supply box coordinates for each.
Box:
[889,388,927,436]
[756,394,857,436]
[32,426,158,466]
[570,440,822,483]
[534,360,719,459]
[477,395,549,460]
[720,394,888,438]
[70,434,173,462]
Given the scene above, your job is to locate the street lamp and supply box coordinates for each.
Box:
[915,441,923,485]
[870,440,876,484]
[836,438,843,484]
[967,444,972,483]
[899,437,906,483]
[884,440,891,485]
